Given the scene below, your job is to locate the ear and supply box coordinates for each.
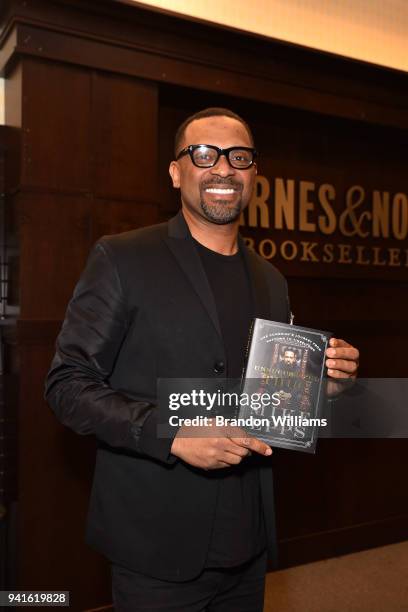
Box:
[169,161,181,188]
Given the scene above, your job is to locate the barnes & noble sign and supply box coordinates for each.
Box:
[240,175,408,279]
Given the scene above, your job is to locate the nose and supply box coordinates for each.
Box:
[210,154,235,177]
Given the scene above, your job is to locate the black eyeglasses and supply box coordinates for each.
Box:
[176,144,257,169]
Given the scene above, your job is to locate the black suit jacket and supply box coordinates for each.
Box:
[45,210,290,581]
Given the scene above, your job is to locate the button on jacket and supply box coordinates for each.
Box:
[44,210,290,581]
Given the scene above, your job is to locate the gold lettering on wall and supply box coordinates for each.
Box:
[356,246,370,265]
[258,239,276,259]
[338,244,353,264]
[240,174,407,271]
[388,248,401,266]
[372,247,387,266]
[392,193,408,240]
[248,176,270,228]
[318,184,337,234]
[372,191,390,238]
[275,178,295,230]
[281,241,298,260]
[322,243,334,263]
[299,181,316,232]
[300,242,319,262]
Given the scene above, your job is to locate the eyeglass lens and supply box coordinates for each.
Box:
[192,146,254,168]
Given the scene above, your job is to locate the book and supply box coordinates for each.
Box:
[239,318,330,453]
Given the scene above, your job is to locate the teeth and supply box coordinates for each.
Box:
[205,188,235,194]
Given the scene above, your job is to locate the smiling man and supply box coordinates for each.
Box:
[170,114,256,229]
[45,107,359,611]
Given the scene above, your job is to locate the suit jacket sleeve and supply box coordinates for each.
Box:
[44,240,176,464]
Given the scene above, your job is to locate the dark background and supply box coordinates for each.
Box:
[0,0,407,609]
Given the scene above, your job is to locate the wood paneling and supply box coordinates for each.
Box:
[90,199,159,241]
[15,194,162,315]
[22,59,91,192]
[158,102,185,216]
[92,73,158,202]
[4,62,21,128]
[17,192,92,319]
[277,511,408,568]
[274,438,408,567]
[0,1,407,128]
[17,341,110,608]
[1,27,161,604]
[0,0,407,609]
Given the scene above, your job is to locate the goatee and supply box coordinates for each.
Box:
[199,198,242,225]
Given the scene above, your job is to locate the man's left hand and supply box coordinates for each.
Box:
[325,337,359,379]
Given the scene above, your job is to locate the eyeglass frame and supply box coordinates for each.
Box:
[175,144,258,169]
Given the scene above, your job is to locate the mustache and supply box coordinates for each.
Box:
[200,177,243,191]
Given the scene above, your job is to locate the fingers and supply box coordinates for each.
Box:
[327,345,359,362]
[219,450,247,466]
[215,437,252,458]
[327,338,359,360]
[224,441,252,458]
[326,358,358,375]
[326,337,359,378]
[326,368,355,379]
[172,431,271,471]
[210,440,268,468]
[230,435,272,456]
[329,337,351,349]
[203,440,250,469]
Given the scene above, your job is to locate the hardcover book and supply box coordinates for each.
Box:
[239,318,330,453]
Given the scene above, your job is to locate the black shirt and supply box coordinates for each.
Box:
[193,239,266,567]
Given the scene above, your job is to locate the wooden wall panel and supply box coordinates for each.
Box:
[17,340,110,610]
[274,438,408,567]
[92,73,158,202]
[4,63,22,129]
[158,102,184,217]
[18,193,92,319]
[16,72,160,318]
[1,0,407,608]
[22,59,91,192]
[3,44,160,607]
[90,199,159,241]
[1,1,407,129]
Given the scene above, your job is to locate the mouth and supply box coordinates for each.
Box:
[204,187,237,195]
[199,182,244,223]
[201,180,243,199]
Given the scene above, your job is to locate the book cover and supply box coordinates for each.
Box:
[239,318,330,453]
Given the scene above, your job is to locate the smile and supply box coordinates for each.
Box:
[204,188,236,195]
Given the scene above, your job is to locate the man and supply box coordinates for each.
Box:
[45,108,359,611]
[281,349,298,368]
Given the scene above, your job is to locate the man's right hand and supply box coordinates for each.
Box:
[170,424,272,470]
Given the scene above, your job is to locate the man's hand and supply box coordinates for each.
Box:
[325,337,359,397]
[170,424,272,470]
[325,337,359,379]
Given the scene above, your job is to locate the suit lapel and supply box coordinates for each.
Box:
[163,211,273,337]
[163,211,223,339]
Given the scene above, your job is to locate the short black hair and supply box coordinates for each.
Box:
[174,107,254,157]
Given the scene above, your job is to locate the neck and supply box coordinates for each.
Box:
[181,206,240,255]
